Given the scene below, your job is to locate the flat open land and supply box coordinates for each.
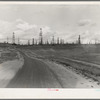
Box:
[0,44,100,88]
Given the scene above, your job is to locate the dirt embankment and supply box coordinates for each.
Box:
[0,49,24,88]
[50,57,100,85]
[0,49,21,63]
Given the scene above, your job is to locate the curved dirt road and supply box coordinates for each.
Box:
[6,53,62,88]
[6,51,100,88]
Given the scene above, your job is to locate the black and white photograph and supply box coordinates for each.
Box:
[0,1,100,88]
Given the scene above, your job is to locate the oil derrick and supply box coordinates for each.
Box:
[60,39,64,45]
[12,32,15,44]
[32,38,34,45]
[46,39,49,45]
[78,35,81,44]
[60,39,63,44]
[52,35,55,45]
[95,39,98,44]
[47,40,49,45]
[35,39,37,45]
[28,40,30,45]
[62,39,64,44]
[18,38,20,45]
[39,28,43,45]
[57,37,60,44]
[95,39,97,44]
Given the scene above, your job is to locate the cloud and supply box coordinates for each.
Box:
[13,19,56,43]
[0,18,99,44]
[78,19,96,27]
[78,19,91,26]
[0,20,15,38]
[0,19,55,43]
[16,19,37,31]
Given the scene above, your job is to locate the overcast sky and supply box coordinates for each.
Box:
[0,3,100,44]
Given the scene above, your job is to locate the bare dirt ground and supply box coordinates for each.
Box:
[20,48,100,88]
[0,58,24,88]
[6,52,62,88]
[0,46,100,88]
[0,48,24,87]
[6,49,100,88]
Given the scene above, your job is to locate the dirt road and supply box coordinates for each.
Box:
[6,52,63,88]
[6,52,100,88]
